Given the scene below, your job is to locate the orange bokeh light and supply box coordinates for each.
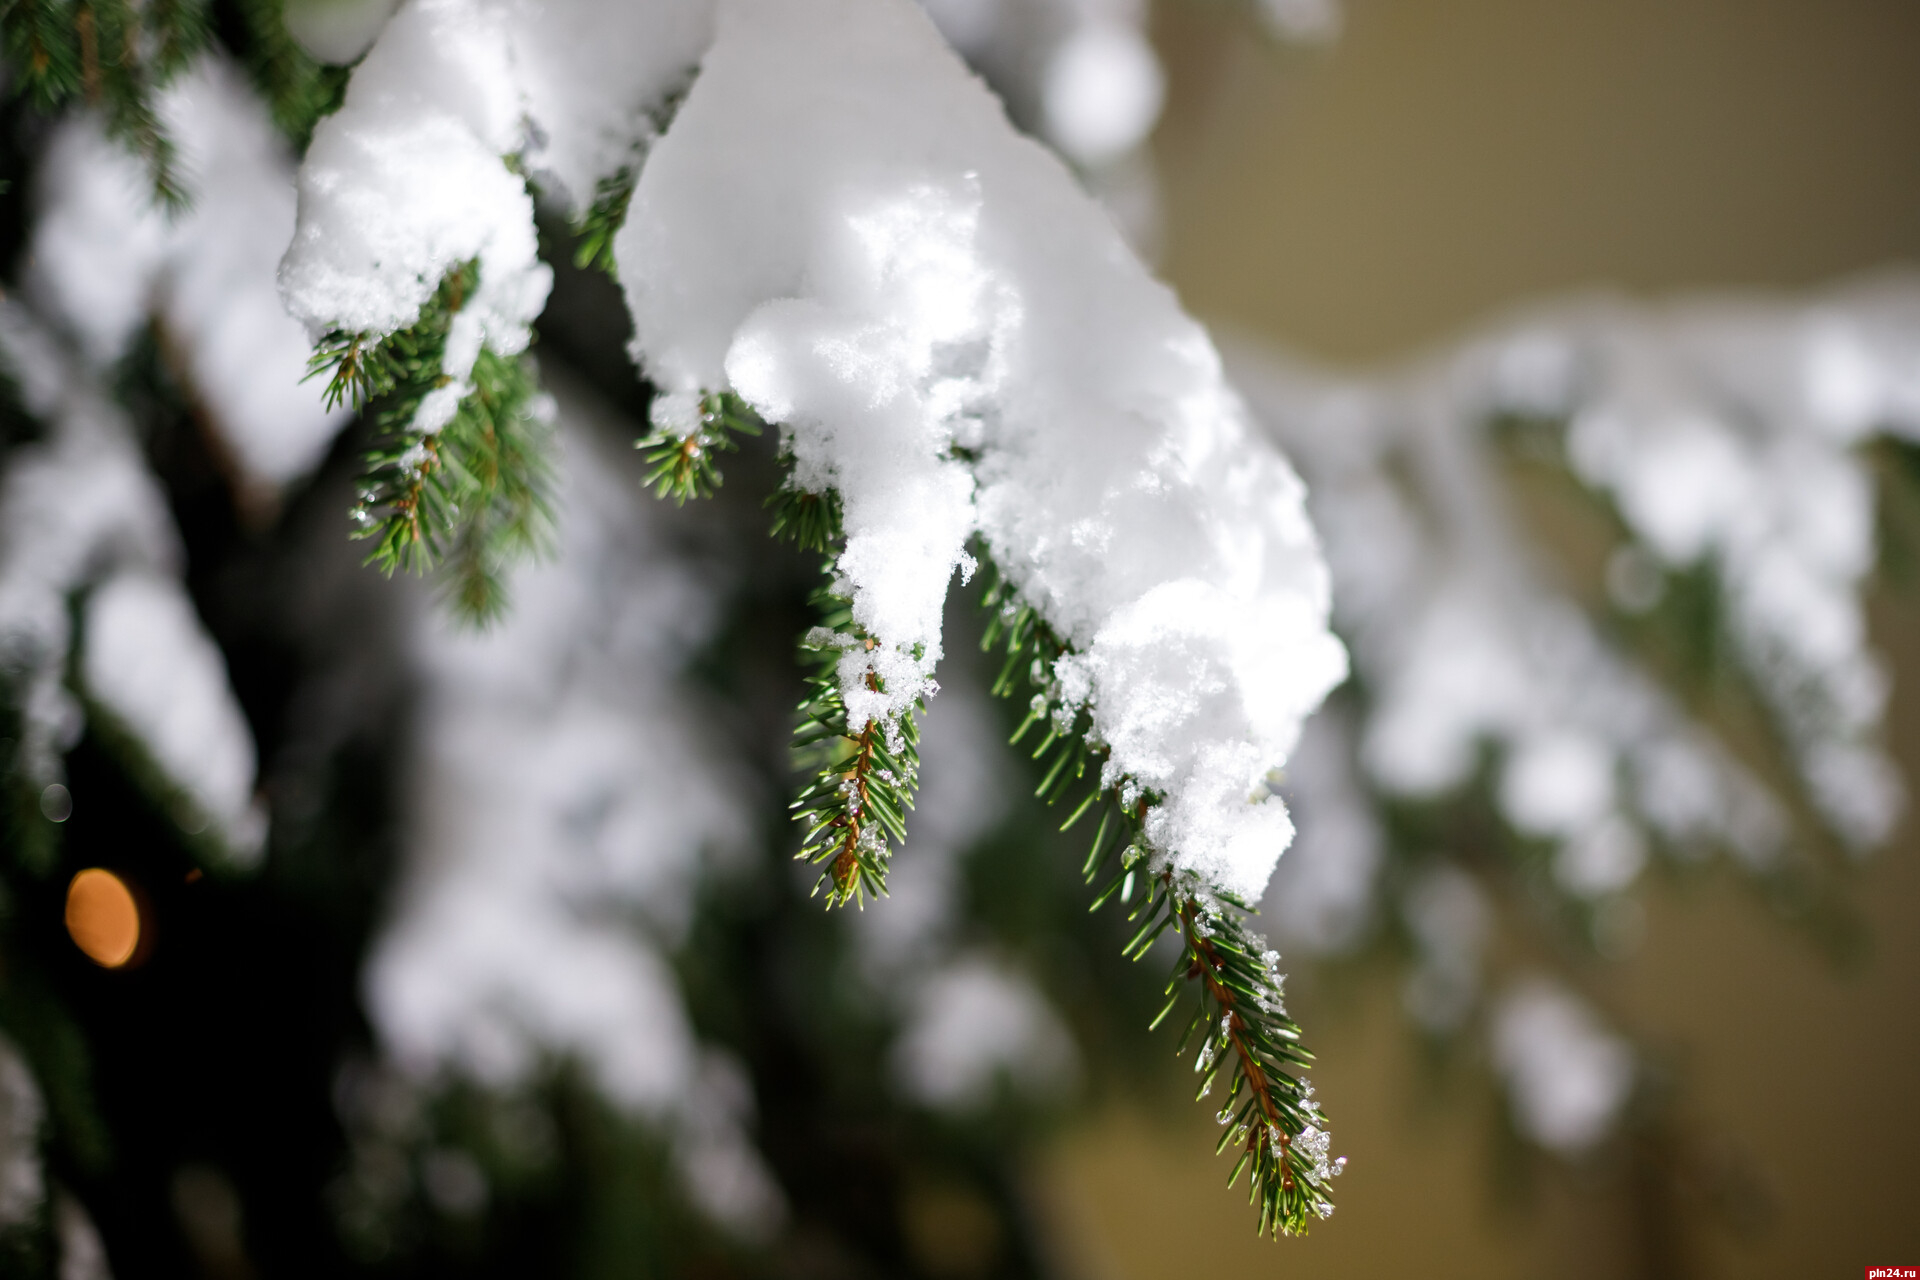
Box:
[65,869,143,969]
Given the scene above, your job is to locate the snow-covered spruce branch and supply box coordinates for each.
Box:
[790,577,927,908]
[283,0,1349,1233]
[308,261,555,621]
[649,439,1342,1229]
[634,389,761,504]
[631,396,1345,1228]
[978,574,1344,1231]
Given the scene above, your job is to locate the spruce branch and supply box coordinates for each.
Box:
[571,165,636,277]
[766,470,843,554]
[0,0,204,208]
[306,262,555,625]
[1,0,84,112]
[635,390,762,503]
[145,0,210,81]
[566,75,692,278]
[977,561,1344,1235]
[627,391,922,907]
[789,582,925,909]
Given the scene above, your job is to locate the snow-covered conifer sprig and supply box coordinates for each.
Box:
[633,394,919,907]
[790,580,926,908]
[1,0,203,206]
[978,565,1344,1235]
[765,474,844,557]
[626,386,920,906]
[635,390,762,505]
[310,261,555,623]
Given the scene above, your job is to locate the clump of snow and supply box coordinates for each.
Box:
[279,0,714,435]
[364,374,779,1234]
[1490,979,1634,1153]
[81,573,268,857]
[619,0,1345,902]
[286,0,1338,902]
[280,0,548,420]
[26,60,348,494]
[0,304,266,864]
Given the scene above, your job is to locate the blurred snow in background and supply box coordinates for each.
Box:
[26,59,345,502]
[1236,276,1920,1152]
[363,372,782,1234]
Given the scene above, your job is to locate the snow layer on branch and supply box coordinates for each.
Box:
[618,0,1345,901]
[280,0,712,413]
[503,0,713,210]
[0,305,266,864]
[25,61,347,492]
[280,0,545,393]
[365,374,778,1234]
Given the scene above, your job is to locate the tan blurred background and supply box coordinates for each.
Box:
[1038,2,1920,1276]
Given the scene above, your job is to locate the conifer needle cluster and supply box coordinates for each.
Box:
[310,262,554,623]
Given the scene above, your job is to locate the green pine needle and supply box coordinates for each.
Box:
[572,166,637,277]
[975,555,1342,1236]
[306,261,555,626]
[789,583,924,908]
[767,480,844,554]
[635,390,762,504]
